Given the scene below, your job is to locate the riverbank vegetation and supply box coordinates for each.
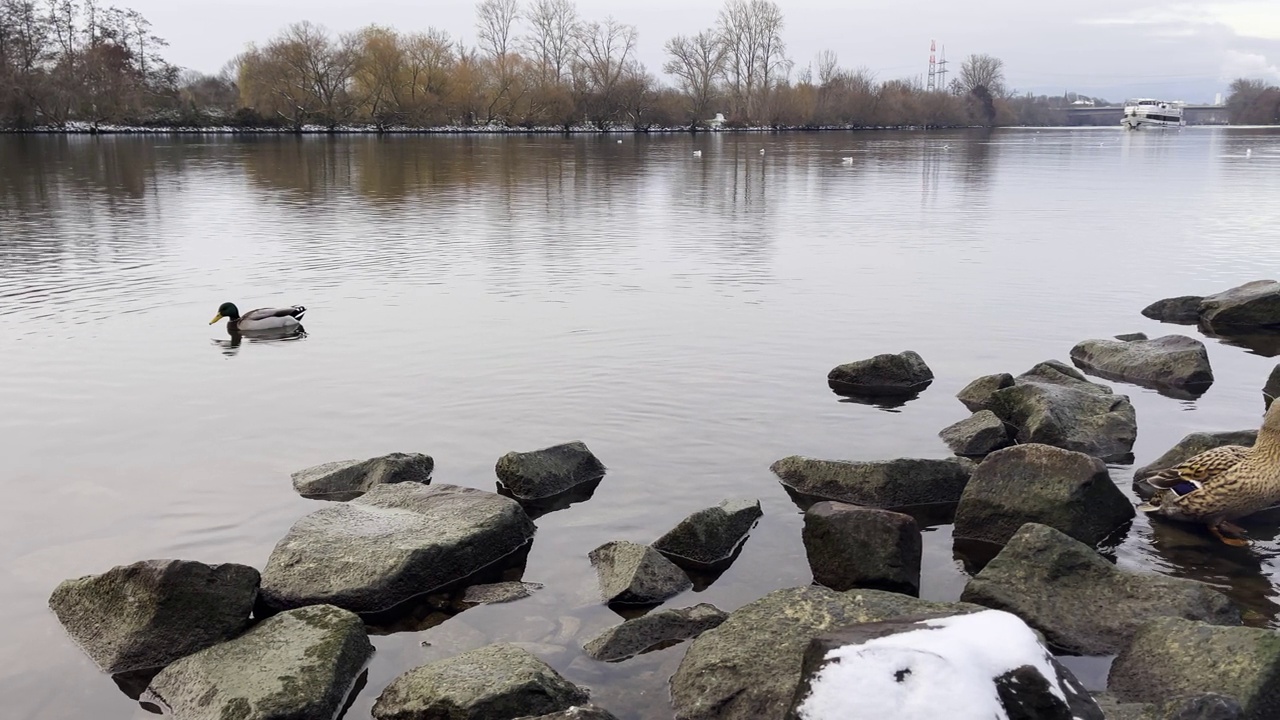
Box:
[1,0,1275,131]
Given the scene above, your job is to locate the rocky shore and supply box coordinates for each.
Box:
[46,281,1280,719]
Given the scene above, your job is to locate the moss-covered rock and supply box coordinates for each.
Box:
[651,498,762,570]
[770,456,973,508]
[583,603,727,662]
[1069,335,1214,394]
[826,351,934,397]
[144,604,372,720]
[291,452,433,501]
[588,540,691,605]
[372,643,588,719]
[48,558,259,674]
[495,441,605,501]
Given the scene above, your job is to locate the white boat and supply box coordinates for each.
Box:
[1122,98,1185,130]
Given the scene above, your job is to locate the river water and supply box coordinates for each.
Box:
[2,128,1280,719]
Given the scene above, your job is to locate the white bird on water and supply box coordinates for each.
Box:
[841,157,854,164]
[760,148,765,155]
[1246,148,1252,158]
[693,150,702,157]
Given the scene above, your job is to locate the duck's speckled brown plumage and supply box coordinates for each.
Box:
[1140,401,1280,545]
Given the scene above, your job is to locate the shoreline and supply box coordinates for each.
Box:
[0,122,990,136]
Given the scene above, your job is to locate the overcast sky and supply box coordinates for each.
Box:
[130,0,1280,103]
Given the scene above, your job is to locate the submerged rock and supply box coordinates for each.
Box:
[939,410,1011,457]
[291,452,434,501]
[1142,296,1205,325]
[827,351,934,397]
[786,610,1103,720]
[669,586,981,720]
[145,604,372,720]
[953,444,1135,547]
[589,541,691,605]
[651,499,762,570]
[1069,335,1214,393]
[1108,617,1280,720]
[48,559,259,674]
[1266,365,1280,411]
[260,483,536,614]
[373,643,589,720]
[517,708,621,720]
[496,441,606,501]
[802,502,921,595]
[583,603,729,662]
[771,456,973,508]
[1199,280,1280,330]
[1132,430,1257,486]
[987,360,1137,461]
[960,523,1240,654]
[957,373,1015,413]
[461,581,544,606]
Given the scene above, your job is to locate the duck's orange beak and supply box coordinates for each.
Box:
[209,313,223,325]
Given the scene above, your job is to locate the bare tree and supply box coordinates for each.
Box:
[402,27,454,124]
[573,16,636,128]
[476,0,518,59]
[716,0,788,122]
[523,0,577,83]
[662,29,726,126]
[958,53,1005,97]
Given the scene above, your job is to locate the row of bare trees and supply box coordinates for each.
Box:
[1226,78,1280,125]
[0,0,177,127]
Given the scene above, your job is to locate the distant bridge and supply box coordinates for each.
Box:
[1064,105,1229,126]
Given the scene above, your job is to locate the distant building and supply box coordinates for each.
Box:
[1070,99,1095,106]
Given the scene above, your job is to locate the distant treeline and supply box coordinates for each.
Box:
[1,0,1276,131]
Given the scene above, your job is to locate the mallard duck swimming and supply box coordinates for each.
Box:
[1139,401,1280,546]
[209,302,306,332]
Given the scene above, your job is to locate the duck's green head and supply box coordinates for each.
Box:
[210,302,240,325]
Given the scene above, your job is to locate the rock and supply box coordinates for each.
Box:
[48,559,259,674]
[1108,617,1280,720]
[291,452,434,501]
[802,502,921,595]
[957,373,1015,412]
[827,351,934,397]
[939,410,1011,457]
[1070,335,1214,393]
[1133,430,1257,486]
[516,708,621,720]
[372,643,589,720]
[1266,365,1280,411]
[461,581,544,606]
[589,541,691,605]
[651,499,762,570]
[260,483,536,614]
[988,360,1137,461]
[1142,296,1205,324]
[1115,332,1149,341]
[496,441,606,501]
[960,523,1240,654]
[145,604,372,720]
[786,610,1103,720]
[1199,280,1280,330]
[771,456,974,508]
[669,585,981,720]
[583,603,729,662]
[1093,692,1244,720]
[953,444,1135,547]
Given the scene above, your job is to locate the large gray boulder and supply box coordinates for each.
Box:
[145,604,373,720]
[652,499,762,570]
[802,502,921,595]
[1108,617,1280,720]
[496,441,605,502]
[771,456,973,508]
[786,610,1103,720]
[260,483,536,614]
[291,452,434,501]
[827,351,934,397]
[987,361,1137,461]
[1069,335,1214,393]
[588,541,691,605]
[1266,365,1280,411]
[373,643,589,720]
[957,373,1015,412]
[939,410,1012,457]
[669,585,981,720]
[583,603,728,662]
[1132,430,1256,486]
[48,559,259,674]
[1199,280,1280,330]
[1142,296,1205,325]
[960,523,1240,654]
[953,444,1135,547]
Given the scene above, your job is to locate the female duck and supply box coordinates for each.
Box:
[1140,400,1280,546]
[209,302,306,332]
